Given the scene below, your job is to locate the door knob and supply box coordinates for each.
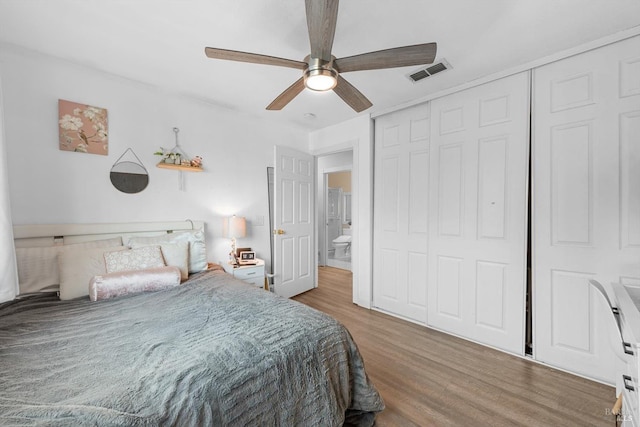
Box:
[273,229,286,235]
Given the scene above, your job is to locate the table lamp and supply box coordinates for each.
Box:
[223,215,246,264]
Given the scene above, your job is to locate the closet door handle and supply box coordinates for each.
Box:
[623,375,635,392]
[623,341,635,355]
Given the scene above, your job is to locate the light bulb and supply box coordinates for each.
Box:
[304,68,337,92]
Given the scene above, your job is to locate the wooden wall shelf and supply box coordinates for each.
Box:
[156,162,203,172]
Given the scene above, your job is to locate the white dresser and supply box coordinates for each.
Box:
[613,283,640,426]
[222,259,266,289]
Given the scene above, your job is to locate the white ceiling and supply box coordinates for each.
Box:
[1,1,639,131]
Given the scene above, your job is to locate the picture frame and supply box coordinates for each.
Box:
[236,247,251,258]
[58,99,109,155]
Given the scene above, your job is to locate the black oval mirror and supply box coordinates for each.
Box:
[110,160,149,194]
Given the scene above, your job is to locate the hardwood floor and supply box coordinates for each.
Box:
[293,267,616,426]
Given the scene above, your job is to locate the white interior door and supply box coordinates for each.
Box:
[373,103,430,323]
[273,145,315,298]
[532,35,640,383]
[428,71,530,355]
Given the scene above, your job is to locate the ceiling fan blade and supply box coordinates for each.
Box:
[205,47,306,70]
[266,77,306,110]
[334,42,437,73]
[333,75,372,113]
[305,0,339,62]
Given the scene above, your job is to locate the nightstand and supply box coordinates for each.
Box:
[222,259,265,289]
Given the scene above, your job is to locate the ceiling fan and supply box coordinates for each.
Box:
[204,0,437,113]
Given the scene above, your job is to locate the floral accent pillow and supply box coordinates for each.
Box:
[104,246,165,274]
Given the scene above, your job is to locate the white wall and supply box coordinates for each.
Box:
[0,71,18,302]
[0,45,308,268]
[309,115,373,308]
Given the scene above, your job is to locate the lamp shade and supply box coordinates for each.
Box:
[224,215,246,239]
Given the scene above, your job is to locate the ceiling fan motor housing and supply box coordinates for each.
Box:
[304,57,338,91]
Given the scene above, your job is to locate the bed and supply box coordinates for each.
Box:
[0,221,384,426]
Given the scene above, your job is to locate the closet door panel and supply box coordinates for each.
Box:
[378,249,400,300]
[409,150,429,234]
[621,110,640,248]
[475,261,507,330]
[533,35,640,383]
[407,251,428,311]
[550,270,594,352]
[477,136,508,240]
[373,103,430,323]
[375,153,404,312]
[437,144,464,237]
[436,255,463,320]
[428,71,530,355]
[381,156,400,232]
[550,122,593,245]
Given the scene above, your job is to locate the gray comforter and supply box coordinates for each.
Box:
[0,270,383,426]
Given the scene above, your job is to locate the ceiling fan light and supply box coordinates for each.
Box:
[304,68,337,92]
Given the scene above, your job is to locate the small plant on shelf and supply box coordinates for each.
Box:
[153,149,182,165]
[153,147,170,163]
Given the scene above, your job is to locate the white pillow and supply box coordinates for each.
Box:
[127,229,206,273]
[104,246,165,274]
[58,245,127,300]
[16,237,123,295]
[128,242,189,281]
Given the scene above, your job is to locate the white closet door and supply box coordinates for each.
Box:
[533,36,640,382]
[373,103,430,323]
[428,72,530,355]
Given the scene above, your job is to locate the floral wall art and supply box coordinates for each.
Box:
[58,99,108,155]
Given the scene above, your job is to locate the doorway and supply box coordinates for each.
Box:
[325,171,352,270]
[317,151,353,273]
